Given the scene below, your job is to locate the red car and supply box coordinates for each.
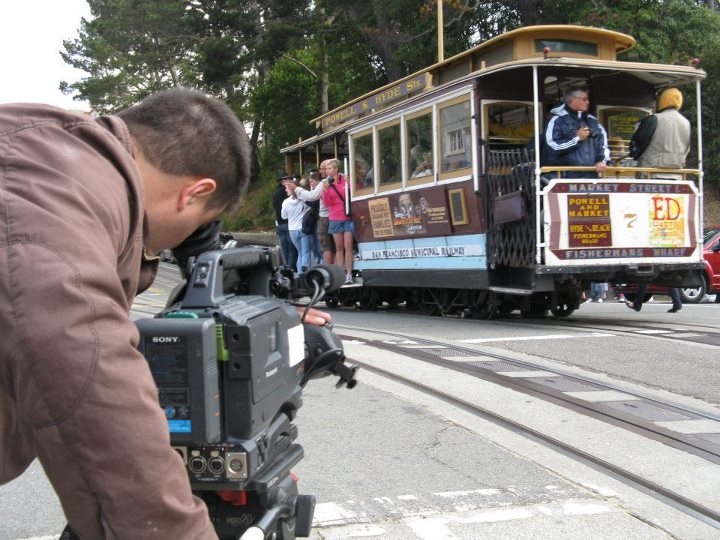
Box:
[614,227,720,304]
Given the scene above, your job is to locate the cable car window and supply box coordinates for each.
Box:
[378,121,401,187]
[535,39,597,56]
[486,102,534,149]
[439,99,471,174]
[597,106,649,164]
[352,130,374,192]
[406,111,434,180]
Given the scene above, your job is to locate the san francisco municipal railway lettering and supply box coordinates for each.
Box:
[367,245,482,260]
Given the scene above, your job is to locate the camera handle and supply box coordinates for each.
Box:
[302,324,358,389]
[238,492,314,540]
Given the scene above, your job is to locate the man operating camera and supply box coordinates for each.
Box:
[0,87,329,539]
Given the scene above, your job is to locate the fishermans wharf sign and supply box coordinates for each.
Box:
[543,179,699,264]
[320,73,428,130]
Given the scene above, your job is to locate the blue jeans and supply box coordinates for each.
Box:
[668,287,682,309]
[276,222,297,271]
[310,231,321,264]
[289,229,313,272]
[590,282,607,301]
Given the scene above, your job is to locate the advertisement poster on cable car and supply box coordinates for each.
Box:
[354,185,453,242]
[543,179,700,265]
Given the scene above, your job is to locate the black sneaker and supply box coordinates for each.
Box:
[625,300,641,312]
[667,306,681,313]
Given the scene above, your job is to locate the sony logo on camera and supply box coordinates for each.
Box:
[151,336,181,343]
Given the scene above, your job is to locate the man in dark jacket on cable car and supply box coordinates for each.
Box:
[543,86,610,178]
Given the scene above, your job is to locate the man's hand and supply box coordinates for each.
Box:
[594,161,607,174]
[577,126,591,141]
[299,306,332,327]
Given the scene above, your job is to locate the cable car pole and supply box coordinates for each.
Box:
[437,0,444,62]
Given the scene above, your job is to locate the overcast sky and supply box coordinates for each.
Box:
[0,0,92,110]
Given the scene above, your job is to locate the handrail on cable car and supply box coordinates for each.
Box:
[538,166,701,181]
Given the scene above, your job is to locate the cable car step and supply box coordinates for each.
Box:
[488,286,533,295]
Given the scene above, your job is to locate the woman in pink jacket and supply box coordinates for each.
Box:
[321,159,354,284]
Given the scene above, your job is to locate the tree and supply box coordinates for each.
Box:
[60,0,720,212]
[317,0,478,83]
[61,0,201,113]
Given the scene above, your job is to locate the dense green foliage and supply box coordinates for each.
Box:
[60,0,720,229]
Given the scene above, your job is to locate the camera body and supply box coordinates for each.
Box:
[136,245,356,539]
[136,296,303,490]
[325,176,335,184]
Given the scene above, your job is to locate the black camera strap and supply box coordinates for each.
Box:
[330,182,351,217]
[330,183,345,204]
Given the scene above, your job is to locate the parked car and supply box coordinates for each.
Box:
[613,227,720,304]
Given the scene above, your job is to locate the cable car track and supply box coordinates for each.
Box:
[336,326,720,529]
[492,311,720,348]
[331,295,720,347]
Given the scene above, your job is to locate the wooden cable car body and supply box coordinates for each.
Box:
[281,25,706,317]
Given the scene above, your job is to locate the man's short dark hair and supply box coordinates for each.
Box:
[118,87,251,212]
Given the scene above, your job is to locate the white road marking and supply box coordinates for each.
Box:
[580,482,619,497]
[313,502,360,524]
[433,488,502,498]
[404,500,614,540]
[461,332,613,344]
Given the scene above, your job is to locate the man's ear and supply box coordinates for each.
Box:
[178,178,217,211]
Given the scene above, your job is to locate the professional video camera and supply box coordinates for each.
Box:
[135,222,357,540]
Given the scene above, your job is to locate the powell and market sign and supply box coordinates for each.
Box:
[320,73,428,130]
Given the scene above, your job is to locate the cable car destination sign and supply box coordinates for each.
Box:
[320,73,428,130]
[544,179,699,265]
